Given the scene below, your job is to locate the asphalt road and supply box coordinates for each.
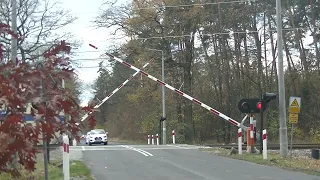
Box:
[72,141,320,180]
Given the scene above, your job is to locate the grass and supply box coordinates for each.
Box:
[200,147,320,176]
[0,160,93,180]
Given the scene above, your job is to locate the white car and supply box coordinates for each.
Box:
[85,129,108,146]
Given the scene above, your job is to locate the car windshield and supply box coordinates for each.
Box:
[90,130,105,135]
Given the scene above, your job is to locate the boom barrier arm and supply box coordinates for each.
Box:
[89,44,248,130]
[80,57,154,122]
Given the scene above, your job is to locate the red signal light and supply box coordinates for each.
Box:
[256,102,262,109]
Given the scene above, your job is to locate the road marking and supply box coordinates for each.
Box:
[121,145,154,156]
[82,146,85,150]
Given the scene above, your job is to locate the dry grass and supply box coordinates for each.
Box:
[0,160,93,180]
[200,147,320,176]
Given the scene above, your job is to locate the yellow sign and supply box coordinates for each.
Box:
[289,97,301,113]
[291,99,299,107]
[289,113,298,124]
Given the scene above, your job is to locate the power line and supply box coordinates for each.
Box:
[132,0,254,10]
[133,27,318,40]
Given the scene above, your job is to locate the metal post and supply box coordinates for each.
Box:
[161,51,166,145]
[10,0,18,168]
[290,124,293,156]
[276,0,289,157]
[37,63,49,180]
[260,95,263,154]
[11,0,17,63]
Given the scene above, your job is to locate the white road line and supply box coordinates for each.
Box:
[121,145,154,156]
[82,146,85,150]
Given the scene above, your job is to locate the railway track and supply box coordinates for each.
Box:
[206,143,320,150]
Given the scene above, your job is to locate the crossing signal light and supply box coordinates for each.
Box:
[238,99,266,113]
[256,102,262,110]
[238,93,277,114]
[262,92,277,103]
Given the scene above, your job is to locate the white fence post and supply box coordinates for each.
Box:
[238,128,242,155]
[147,134,150,145]
[151,135,154,145]
[63,135,70,180]
[263,129,267,160]
[172,130,175,144]
[156,134,159,145]
[72,138,77,146]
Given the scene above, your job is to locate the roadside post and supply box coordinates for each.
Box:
[152,135,154,145]
[263,129,267,159]
[172,130,175,144]
[288,96,301,155]
[238,128,242,154]
[156,134,159,145]
[63,135,70,180]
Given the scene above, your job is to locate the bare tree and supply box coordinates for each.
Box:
[0,0,78,62]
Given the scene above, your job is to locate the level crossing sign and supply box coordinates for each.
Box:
[288,96,301,113]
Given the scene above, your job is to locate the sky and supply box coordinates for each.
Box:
[59,0,128,106]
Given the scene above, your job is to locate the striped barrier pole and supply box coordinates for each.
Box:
[238,128,242,155]
[172,130,175,144]
[147,134,150,145]
[63,135,70,180]
[89,44,247,130]
[80,58,154,122]
[156,134,159,145]
[249,113,254,153]
[263,129,267,160]
[151,135,154,145]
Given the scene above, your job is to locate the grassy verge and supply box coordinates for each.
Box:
[199,147,320,176]
[0,160,93,180]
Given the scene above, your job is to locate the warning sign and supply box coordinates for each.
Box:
[289,96,301,113]
[291,99,299,107]
[289,113,298,124]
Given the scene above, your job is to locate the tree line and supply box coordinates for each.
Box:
[90,0,320,144]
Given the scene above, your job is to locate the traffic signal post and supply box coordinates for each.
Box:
[238,93,277,155]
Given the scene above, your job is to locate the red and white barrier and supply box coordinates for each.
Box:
[238,128,242,154]
[263,129,267,159]
[147,135,150,145]
[248,114,254,153]
[89,44,246,129]
[80,58,153,122]
[63,135,70,180]
[172,130,175,144]
[156,134,159,145]
[151,135,154,145]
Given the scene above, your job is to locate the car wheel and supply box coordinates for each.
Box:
[104,142,108,145]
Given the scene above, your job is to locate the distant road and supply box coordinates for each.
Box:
[70,142,320,180]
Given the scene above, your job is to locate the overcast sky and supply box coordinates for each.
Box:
[60,0,127,106]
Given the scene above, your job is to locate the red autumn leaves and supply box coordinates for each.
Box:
[0,23,96,177]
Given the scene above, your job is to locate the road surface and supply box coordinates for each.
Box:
[71,141,320,180]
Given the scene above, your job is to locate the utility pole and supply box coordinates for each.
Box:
[36,63,49,180]
[11,0,17,63]
[10,0,18,169]
[161,51,166,145]
[147,48,166,145]
[276,0,288,157]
